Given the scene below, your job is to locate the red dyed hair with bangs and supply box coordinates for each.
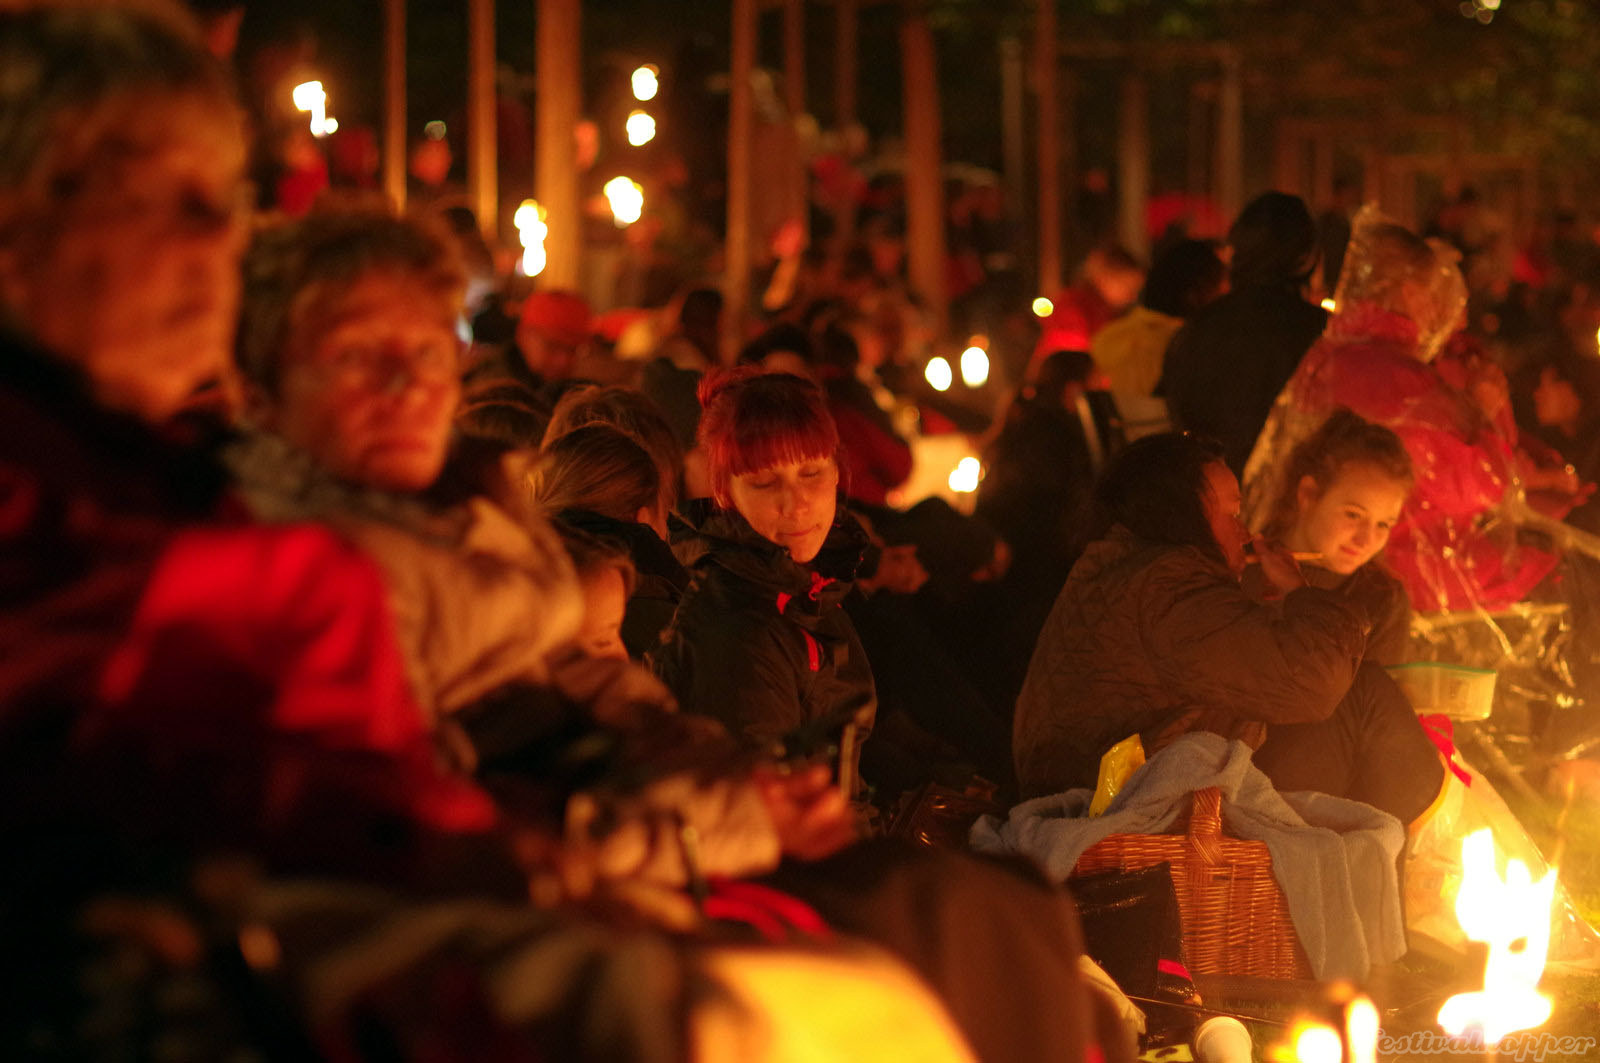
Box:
[698,367,841,507]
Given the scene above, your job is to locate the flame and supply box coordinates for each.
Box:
[1320,297,1337,312]
[959,345,989,388]
[632,65,660,102]
[1290,1021,1342,1063]
[1031,296,1054,318]
[515,199,549,278]
[1436,828,1556,1046]
[948,456,981,494]
[626,110,657,146]
[292,80,336,138]
[924,356,953,392]
[603,177,644,226]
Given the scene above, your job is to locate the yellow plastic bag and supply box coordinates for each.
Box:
[1090,735,1146,816]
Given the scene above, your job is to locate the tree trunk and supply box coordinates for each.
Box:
[900,3,947,339]
[468,0,497,235]
[384,0,406,211]
[535,0,582,288]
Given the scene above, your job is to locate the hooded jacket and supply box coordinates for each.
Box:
[1013,526,1367,800]
[555,507,690,660]
[651,499,875,789]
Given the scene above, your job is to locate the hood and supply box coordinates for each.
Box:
[555,508,689,592]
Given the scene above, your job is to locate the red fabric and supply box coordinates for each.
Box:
[1033,283,1118,364]
[1282,305,1556,612]
[1417,713,1473,788]
[89,521,497,847]
[702,877,832,942]
[831,400,912,507]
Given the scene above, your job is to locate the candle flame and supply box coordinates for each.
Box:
[1436,828,1556,1046]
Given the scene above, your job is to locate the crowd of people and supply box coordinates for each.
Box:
[8,1,1600,1060]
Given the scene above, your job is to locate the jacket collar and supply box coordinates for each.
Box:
[674,496,868,604]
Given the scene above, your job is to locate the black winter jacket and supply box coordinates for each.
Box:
[650,500,875,790]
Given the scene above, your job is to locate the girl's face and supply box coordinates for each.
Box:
[1201,461,1250,576]
[1292,462,1408,575]
[728,456,839,564]
[575,566,629,661]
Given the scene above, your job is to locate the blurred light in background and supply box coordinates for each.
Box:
[631,65,660,101]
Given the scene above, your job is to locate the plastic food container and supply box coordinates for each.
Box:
[1386,662,1498,720]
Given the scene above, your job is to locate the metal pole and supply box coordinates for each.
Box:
[383,0,406,211]
[535,0,582,288]
[468,0,497,234]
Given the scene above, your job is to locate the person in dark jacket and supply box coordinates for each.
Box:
[533,422,691,658]
[651,368,876,791]
[1160,192,1328,475]
[1014,433,1443,824]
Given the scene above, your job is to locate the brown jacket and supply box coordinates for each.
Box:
[1012,526,1368,799]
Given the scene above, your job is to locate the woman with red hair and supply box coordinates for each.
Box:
[651,368,876,793]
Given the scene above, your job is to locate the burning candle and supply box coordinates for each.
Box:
[1436,828,1556,1047]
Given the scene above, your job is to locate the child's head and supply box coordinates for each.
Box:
[1268,408,1413,575]
[533,423,666,539]
[555,525,636,661]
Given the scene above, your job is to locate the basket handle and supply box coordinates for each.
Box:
[1185,787,1225,866]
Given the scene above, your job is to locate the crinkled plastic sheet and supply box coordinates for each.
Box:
[1244,207,1600,763]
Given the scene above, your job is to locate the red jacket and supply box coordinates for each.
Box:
[0,342,498,885]
[1256,305,1555,613]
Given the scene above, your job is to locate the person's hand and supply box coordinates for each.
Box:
[540,773,784,900]
[546,644,674,727]
[1251,535,1305,596]
[752,762,858,861]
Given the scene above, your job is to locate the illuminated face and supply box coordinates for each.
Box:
[0,94,248,423]
[1201,461,1250,577]
[1290,462,1408,576]
[513,322,580,382]
[575,566,629,661]
[728,456,839,565]
[267,271,462,492]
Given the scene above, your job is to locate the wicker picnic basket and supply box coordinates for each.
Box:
[1069,786,1312,980]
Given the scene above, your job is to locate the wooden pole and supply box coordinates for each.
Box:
[468,0,497,234]
[724,0,757,361]
[1214,45,1243,224]
[784,0,806,118]
[1116,69,1149,259]
[900,2,947,338]
[783,0,809,243]
[1033,0,1060,297]
[535,0,581,288]
[999,34,1025,267]
[834,0,857,129]
[383,0,406,211]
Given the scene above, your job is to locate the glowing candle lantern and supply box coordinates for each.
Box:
[1320,297,1337,312]
[1031,296,1054,318]
[603,176,644,226]
[1436,828,1555,1046]
[924,356,953,392]
[626,110,657,147]
[292,80,336,138]
[1290,1021,1342,1063]
[514,199,549,278]
[960,345,990,388]
[631,65,660,102]
[948,456,981,494]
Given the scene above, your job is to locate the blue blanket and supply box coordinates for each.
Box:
[970,732,1405,980]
